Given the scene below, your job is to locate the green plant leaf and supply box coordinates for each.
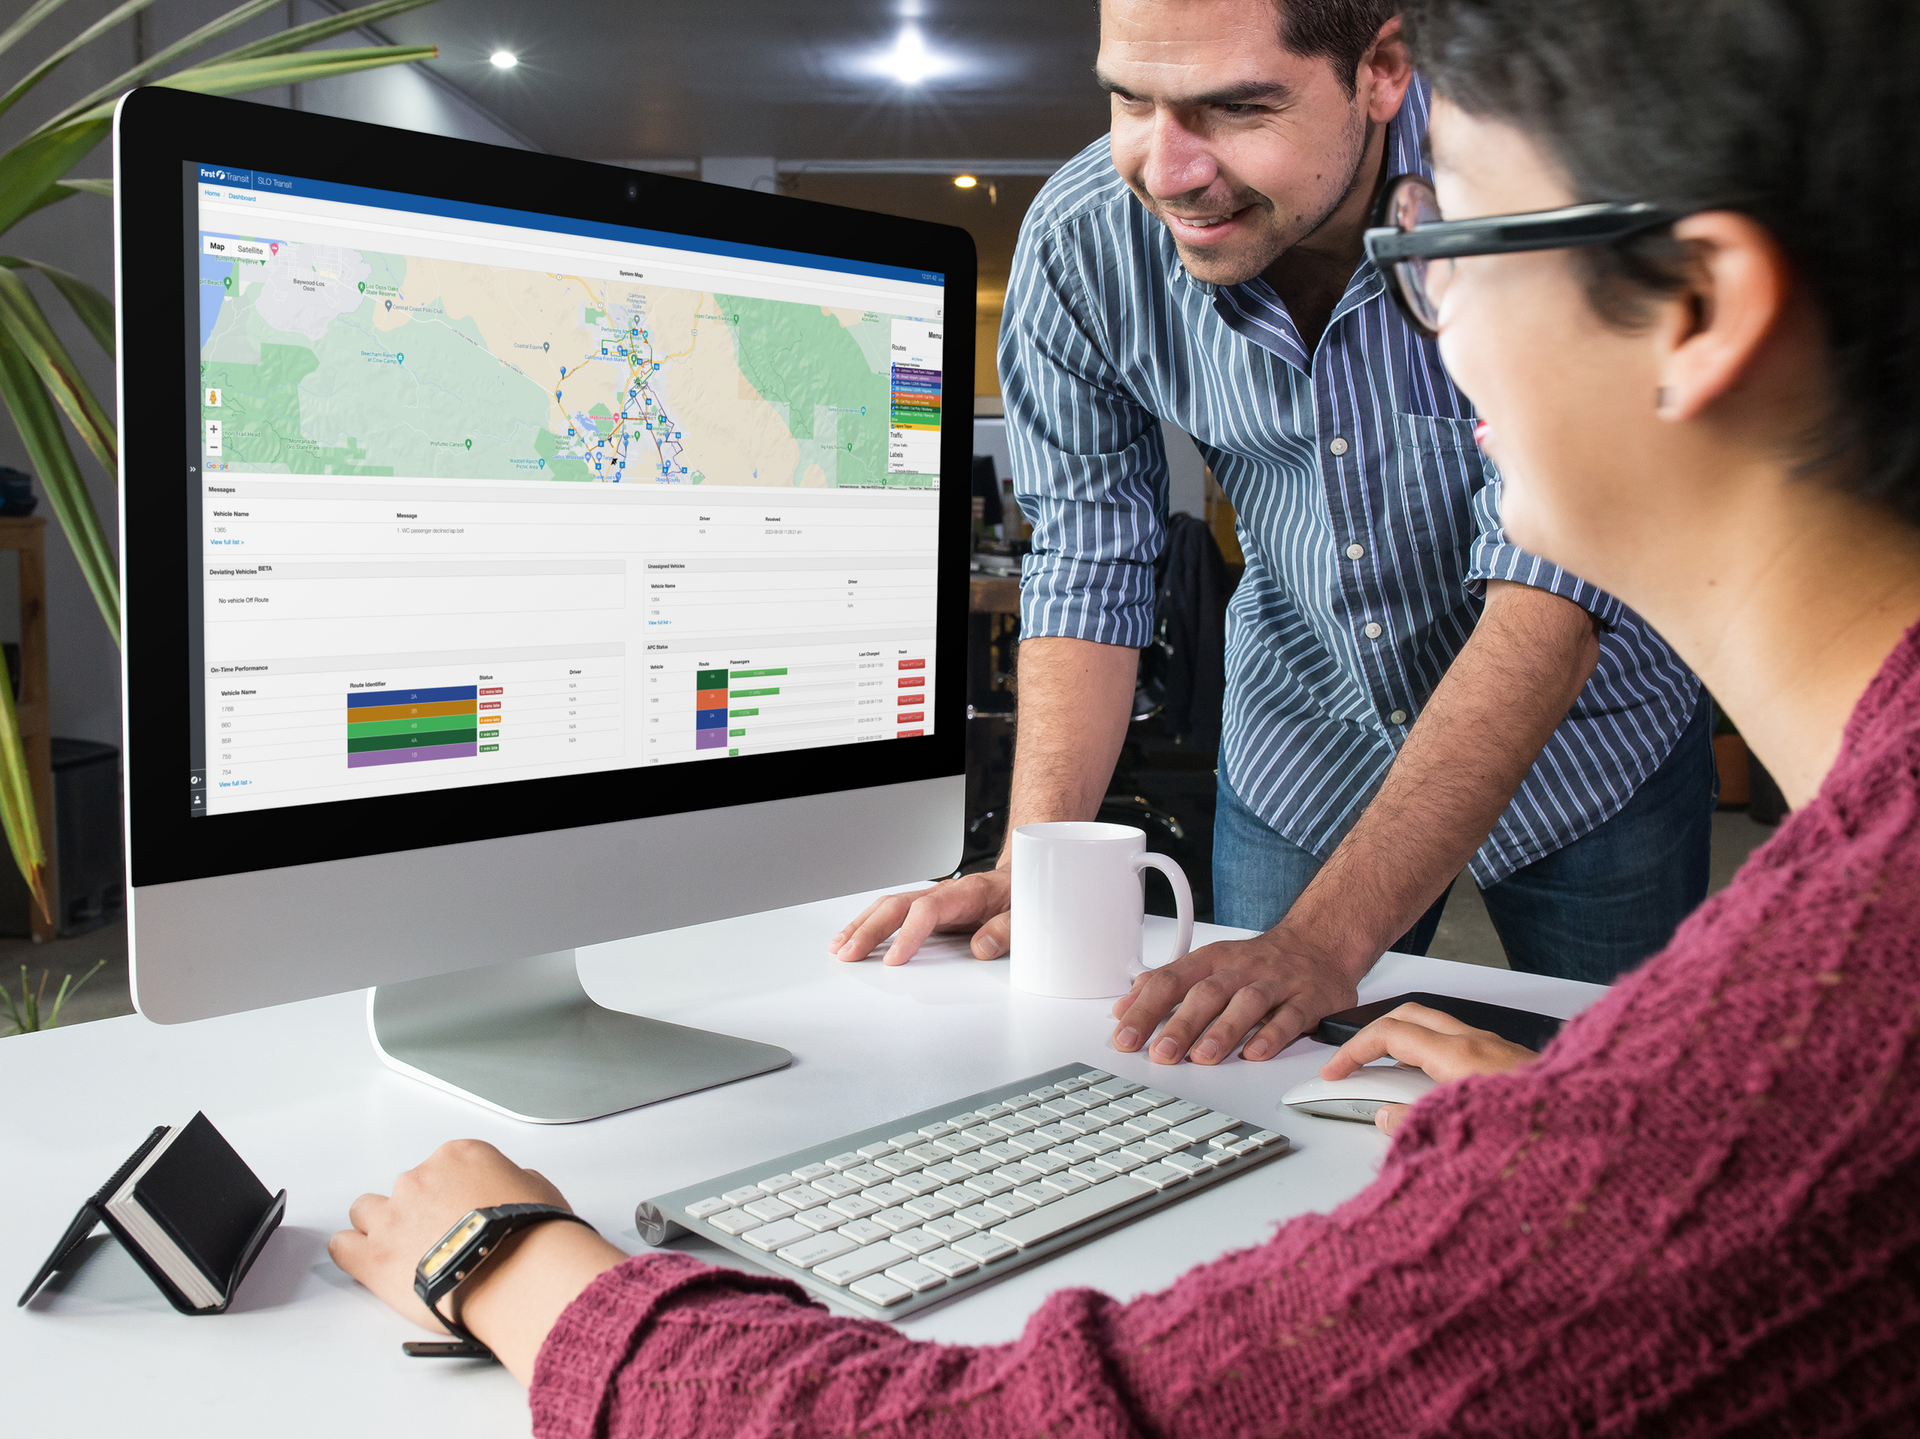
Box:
[13,175,111,228]
[213,0,443,64]
[0,0,77,70]
[1,256,113,357]
[0,266,115,472]
[0,0,155,126]
[0,118,109,240]
[0,328,118,644]
[154,45,440,99]
[0,651,50,928]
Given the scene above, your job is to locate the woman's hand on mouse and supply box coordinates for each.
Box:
[1321,1002,1537,1137]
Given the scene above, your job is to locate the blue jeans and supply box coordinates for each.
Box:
[1212,696,1716,986]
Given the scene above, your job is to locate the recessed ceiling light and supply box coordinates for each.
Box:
[489,50,518,69]
[890,26,933,84]
[953,175,978,189]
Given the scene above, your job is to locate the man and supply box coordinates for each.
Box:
[832,0,1712,1066]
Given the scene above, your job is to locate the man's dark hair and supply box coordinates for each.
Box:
[1272,0,1396,96]
[1402,0,1920,523]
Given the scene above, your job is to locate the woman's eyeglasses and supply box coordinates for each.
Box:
[1362,172,1716,338]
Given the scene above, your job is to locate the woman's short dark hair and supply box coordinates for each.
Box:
[1401,0,1920,523]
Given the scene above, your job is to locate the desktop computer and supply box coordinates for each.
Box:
[112,88,972,1122]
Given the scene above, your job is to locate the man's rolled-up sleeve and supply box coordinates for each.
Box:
[1466,473,1626,629]
[1000,222,1165,649]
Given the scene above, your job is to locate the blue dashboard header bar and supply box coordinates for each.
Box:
[194,163,946,289]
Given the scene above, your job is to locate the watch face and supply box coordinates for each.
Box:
[421,1211,488,1282]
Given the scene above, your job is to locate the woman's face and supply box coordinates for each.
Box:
[1426,99,1670,598]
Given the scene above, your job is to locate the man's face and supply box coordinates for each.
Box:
[1100,0,1387,285]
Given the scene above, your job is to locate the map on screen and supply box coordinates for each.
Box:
[196,239,938,490]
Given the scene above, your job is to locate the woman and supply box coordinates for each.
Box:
[333,0,1920,1430]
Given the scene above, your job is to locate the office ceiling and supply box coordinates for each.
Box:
[383,0,1111,163]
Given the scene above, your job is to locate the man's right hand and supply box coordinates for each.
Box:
[829,867,1013,966]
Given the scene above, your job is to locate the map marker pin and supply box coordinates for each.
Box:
[396,353,404,365]
[357,281,364,292]
[270,243,278,255]
[465,438,472,450]
[543,342,549,352]
[385,300,392,312]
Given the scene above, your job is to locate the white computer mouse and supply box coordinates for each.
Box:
[1279,1066,1438,1123]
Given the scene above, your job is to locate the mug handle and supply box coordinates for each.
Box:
[1131,852,1194,976]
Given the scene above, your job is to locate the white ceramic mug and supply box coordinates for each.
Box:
[1009,822,1195,998]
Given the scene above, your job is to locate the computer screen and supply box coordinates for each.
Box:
[190,163,944,820]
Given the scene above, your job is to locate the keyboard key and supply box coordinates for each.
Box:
[1247,1130,1286,1147]
[796,1207,846,1233]
[743,1218,813,1251]
[888,1227,944,1256]
[784,1185,831,1211]
[723,1185,764,1206]
[917,1121,956,1140]
[1143,1132,1190,1154]
[829,1194,882,1220]
[902,1194,957,1221]
[1203,1147,1237,1167]
[962,1172,1015,1197]
[936,1185,979,1208]
[1041,1170,1091,1196]
[933,1132,983,1156]
[1083,1105,1130,1126]
[983,1191,1036,1218]
[980,1141,1026,1165]
[995,1162,1043,1187]
[1136,1090,1175,1106]
[1060,1115,1106,1135]
[990,1175,1156,1249]
[1077,1132,1123,1155]
[1149,1101,1208,1128]
[775,1231,859,1268]
[875,1153,924,1177]
[1021,1149,1069,1174]
[1131,1163,1188,1191]
[1169,1111,1241,1146]
[815,1242,904,1286]
[757,1173,803,1193]
[1006,1132,1053,1155]
[708,1209,758,1235]
[1098,1127,1137,1147]
[945,1112,982,1128]
[1040,1096,1091,1117]
[906,1143,947,1166]
[962,1125,1002,1147]
[951,1152,998,1175]
[921,1215,974,1243]
[843,1164,892,1187]
[1014,1182,1061,1207]
[792,1162,832,1183]
[1055,1075,1091,1092]
[857,1141,898,1160]
[1033,1123,1081,1146]
[864,1183,913,1209]
[973,1103,1012,1120]
[1209,1131,1245,1149]
[742,1196,797,1223]
[1028,1084,1065,1100]
[1068,1162,1112,1185]
[1110,1095,1155,1116]
[883,1261,945,1293]
[850,1273,914,1307]
[685,1196,731,1220]
[951,1233,1018,1266]
[924,1161,970,1184]
[1088,1078,1143,1099]
[1075,1070,1112,1085]
[955,1204,1002,1230]
[810,1174,861,1199]
[920,1247,978,1279]
[872,1206,921,1234]
[989,1112,1039,1136]
[1098,1150,1147,1174]
[838,1217,892,1245]
[1230,1138,1264,1157]
[1164,1151,1210,1175]
[887,1132,924,1150]
[892,1170,943,1197]
[824,1152,864,1171]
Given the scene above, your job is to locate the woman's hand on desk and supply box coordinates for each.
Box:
[829,866,1013,965]
[330,1139,629,1384]
[1321,1002,1537,1136]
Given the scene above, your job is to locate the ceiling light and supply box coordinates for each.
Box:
[890,25,934,85]
[489,50,518,69]
[953,175,978,189]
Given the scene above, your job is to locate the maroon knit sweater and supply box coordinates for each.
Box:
[530,623,1920,1437]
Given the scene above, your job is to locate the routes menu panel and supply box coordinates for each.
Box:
[189,163,943,818]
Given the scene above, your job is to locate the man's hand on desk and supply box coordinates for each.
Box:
[1110,927,1363,1066]
[829,866,1012,965]
[330,1139,629,1385]
[1322,1002,1537,1136]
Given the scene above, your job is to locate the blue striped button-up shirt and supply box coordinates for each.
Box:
[1000,80,1699,885]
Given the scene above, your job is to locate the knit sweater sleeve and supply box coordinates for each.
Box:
[528,634,1920,1439]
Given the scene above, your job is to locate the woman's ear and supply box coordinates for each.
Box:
[1653,212,1792,421]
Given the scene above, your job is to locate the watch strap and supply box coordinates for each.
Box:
[407,1203,596,1361]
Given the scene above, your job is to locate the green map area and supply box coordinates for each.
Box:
[196,237,937,489]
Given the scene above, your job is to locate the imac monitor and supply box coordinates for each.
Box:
[112,89,972,1121]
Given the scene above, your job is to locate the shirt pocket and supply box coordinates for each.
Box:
[1390,412,1485,554]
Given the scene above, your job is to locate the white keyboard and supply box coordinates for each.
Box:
[635,1062,1292,1320]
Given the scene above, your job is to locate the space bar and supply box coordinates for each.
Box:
[990,1176,1157,1249]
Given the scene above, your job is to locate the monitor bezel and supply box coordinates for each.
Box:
[116,87,974,891]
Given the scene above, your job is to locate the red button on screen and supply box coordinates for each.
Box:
[898,659,925,670]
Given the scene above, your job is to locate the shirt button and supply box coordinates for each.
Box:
[1345,543,1364,560]
[1328,437,1349,457]
[1390,709,1409,726]
[1363,622,1383,639]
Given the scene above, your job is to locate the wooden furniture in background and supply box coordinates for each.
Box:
[0,518,55,941]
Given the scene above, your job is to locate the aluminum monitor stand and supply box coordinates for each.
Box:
[367,949,791,1123]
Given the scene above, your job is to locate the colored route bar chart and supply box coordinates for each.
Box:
[347,685,478,767]
[653,646,932,761]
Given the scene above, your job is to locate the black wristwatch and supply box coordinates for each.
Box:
[404,1203,597,1360]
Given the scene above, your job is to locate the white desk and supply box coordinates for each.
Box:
[2,889,1606,1437]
